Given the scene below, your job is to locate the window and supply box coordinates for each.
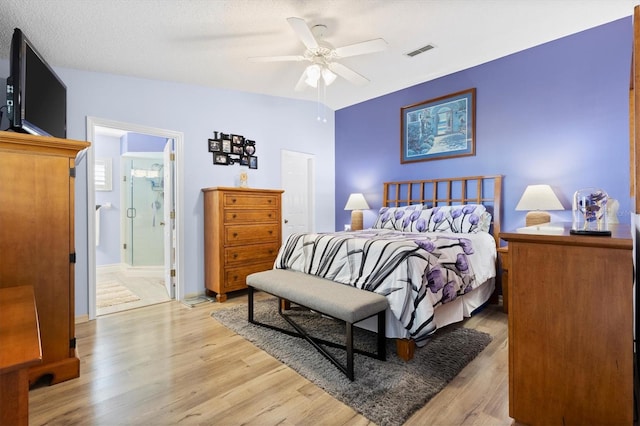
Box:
[95,158,113,191]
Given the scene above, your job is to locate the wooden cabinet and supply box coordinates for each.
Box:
[202,187,283,302]
[501,223,633,425]
[496,246,509,313]
[0,130,89,385]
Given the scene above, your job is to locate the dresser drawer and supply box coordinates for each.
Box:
[224,209,278,224]
[223,262,274,291]
[225,242,280,265]
[225,224,279,245]
[223,193,279,209]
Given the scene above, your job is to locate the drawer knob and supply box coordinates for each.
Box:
[233,253,238,259]
[233,232,238,238]
[231,198,237,203]
[268,230,273,234]
[232,214,237,219]
[268,199,272,203]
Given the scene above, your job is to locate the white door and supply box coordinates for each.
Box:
[281,150,314,241]
[163,139,176,298]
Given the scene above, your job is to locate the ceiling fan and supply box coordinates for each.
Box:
[248,17,388,91]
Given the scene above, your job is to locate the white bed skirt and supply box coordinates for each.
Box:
[356,277,496,339]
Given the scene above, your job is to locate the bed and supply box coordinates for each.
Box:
[274,175,503,358]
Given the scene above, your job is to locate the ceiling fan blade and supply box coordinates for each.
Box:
[327,62,370,86]
[334,38,388,58]
[287,17,318,50]
[294,69,309,92]
[248,55,306,63]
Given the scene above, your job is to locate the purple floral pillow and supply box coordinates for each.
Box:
[404,204,489,233]
[372,204,423,230]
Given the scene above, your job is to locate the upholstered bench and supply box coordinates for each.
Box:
[246,269,388,381]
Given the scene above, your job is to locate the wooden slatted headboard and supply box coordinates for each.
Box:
[382,175,503,247]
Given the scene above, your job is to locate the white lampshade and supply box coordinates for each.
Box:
[304,64,337,88]
[515,184,564,226]
[344,193,370,231]
[344,193,370,211]
[304,64,321,88]
[321,67,337,86]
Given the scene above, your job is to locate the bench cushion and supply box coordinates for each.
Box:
[247,269,388,324]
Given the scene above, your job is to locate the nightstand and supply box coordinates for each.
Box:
[496,246,508,313]
[500,223,633,425]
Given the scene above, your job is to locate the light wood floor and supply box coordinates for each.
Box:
[29,291,510,425]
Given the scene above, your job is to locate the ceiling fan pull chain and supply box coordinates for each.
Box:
[316,82,322,122]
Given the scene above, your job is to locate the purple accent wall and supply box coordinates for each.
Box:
[335,17,632,233]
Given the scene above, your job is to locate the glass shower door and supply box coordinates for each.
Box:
[123,156,164,267]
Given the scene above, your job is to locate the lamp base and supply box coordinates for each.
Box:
[525,211,551,227]
[351,210,364,231]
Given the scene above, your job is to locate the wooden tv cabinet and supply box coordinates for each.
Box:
[0,131,89,385]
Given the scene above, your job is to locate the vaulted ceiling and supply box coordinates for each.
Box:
[0,0,636,110]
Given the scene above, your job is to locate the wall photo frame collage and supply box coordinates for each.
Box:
[208,131,258,169]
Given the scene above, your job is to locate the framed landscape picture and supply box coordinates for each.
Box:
[400,88,476,163]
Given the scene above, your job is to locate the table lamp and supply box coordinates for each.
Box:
[344,193,370,231]
[515,184,564,227]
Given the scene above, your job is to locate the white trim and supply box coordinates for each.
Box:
[86,116,185,320]
[96,263,164,277]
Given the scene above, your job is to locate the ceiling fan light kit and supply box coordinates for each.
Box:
[248,17,388,91]
[303,64,337,88]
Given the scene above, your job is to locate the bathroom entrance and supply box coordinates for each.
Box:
[88,117,183,320]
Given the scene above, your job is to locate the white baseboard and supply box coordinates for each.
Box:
[96,263,121,274]
[97,263,163,277]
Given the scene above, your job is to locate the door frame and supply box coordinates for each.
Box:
[86,116,185,320]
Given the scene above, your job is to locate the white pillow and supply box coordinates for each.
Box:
[372,204,423,230]
[403,204,488,233]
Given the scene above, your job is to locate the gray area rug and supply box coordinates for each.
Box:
[211,298,492,426]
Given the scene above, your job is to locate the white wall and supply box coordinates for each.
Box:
[0,59,336,316]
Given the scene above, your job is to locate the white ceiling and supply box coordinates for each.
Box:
[0,0,636,110]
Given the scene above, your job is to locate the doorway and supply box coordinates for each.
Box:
[86,117,184,320]
[281,149,315,240]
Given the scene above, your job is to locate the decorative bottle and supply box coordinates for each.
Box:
[571,188,609,235]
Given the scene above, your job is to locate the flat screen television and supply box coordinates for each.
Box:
[6,28,67,139]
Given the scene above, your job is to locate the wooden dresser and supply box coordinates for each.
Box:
[202,187,283,302]
[0,131,89,385]
[500,223,633,425]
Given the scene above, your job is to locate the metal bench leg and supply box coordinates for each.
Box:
[248,286,255,323]
[346,322,354,381]
[377,310,386,360]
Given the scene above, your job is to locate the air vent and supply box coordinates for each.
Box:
[405,44,435,58]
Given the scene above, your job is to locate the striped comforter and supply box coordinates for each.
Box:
[274,229,496,345]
